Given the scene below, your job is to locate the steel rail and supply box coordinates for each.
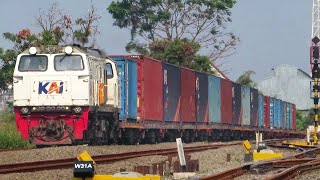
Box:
[266,159,320,180]
[199,158,318,180]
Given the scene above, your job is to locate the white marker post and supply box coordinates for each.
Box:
[176,138,186,171]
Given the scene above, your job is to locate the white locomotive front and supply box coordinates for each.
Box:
[13,45,120,145]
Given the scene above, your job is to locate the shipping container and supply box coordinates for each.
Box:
[196,72,209,123]
[292,104,297,130]
[282,102,287,129]
[258,95,264,127]
[241,85,250,126]
[180,68,196,123]
[220,78,232,124]
[250,88,259,127]
[287,103,292,129]
[270,97,275,128]
[274,99,282,129]
[137,56,163,122]
[208,75,221,124]
[163,63,181,122]
[232,82,242,125]
[112,57,137,120]
[264,96,270,128]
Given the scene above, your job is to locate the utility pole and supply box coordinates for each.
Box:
[309,0,320,145]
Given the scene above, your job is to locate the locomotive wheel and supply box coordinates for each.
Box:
[111,129,120,144]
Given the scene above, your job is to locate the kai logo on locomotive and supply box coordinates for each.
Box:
[38,81,63,94]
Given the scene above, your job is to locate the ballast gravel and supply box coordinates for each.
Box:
[0,141,304,180]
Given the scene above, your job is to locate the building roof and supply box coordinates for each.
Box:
[257,64,311,84]
[211,63,229,80]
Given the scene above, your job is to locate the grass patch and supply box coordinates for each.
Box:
[0,110,35,149]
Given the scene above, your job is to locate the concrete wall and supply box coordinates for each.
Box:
[257,64,313,110]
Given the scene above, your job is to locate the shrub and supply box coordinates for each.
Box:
[0,111,35,149]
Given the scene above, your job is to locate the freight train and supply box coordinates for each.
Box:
[12,45,304,146]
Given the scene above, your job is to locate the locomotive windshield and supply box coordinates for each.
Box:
[54,55,84,71]
[18,55,48,71]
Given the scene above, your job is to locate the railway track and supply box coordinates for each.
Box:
[200,146,320,180]
[0,142,243,174]
[0,139,300,176]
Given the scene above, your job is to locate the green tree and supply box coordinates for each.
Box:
[148,38,214,73]
[35,2,101,47]
[0,2,101,90]
[0,29,38,89]
[296,109,314,131]
[108,0,239,69]
[236,70,256,87]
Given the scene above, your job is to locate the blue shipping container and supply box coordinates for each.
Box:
[241,86,250,126]
[113,57,137,120]
[270,97,275,128]
[274,99,282,129]
[208,75,221,123]
[163,63,181,122]
[258,95,264,127]
[282,102,287,129]
[196,72,209,123]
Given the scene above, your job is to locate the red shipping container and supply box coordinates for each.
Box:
[292,104,296,130]
[180,68,196,123]
[264,96,270,128]
[220,78,232,124]
[137,56,163,122]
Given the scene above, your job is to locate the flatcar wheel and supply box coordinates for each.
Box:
[146,130,156,144]
[126,129,135,145]
[189,131,195,143]
[155,131,162,143]
[182,130,190,143]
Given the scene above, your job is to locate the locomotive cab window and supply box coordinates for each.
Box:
[54,55,84,71]
[106,63,113,79]
[18,55,48,71]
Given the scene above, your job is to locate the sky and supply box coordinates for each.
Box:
[0,0,313,81]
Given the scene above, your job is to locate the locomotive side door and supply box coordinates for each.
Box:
[105,60,120,109]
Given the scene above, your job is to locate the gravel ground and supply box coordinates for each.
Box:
[294,169,320,180]
[0,141,304,180]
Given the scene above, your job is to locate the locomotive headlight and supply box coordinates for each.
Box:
[64,46,73,54]
[73,107,82,114]
[20,107,29,114]
[29,47,37,55]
